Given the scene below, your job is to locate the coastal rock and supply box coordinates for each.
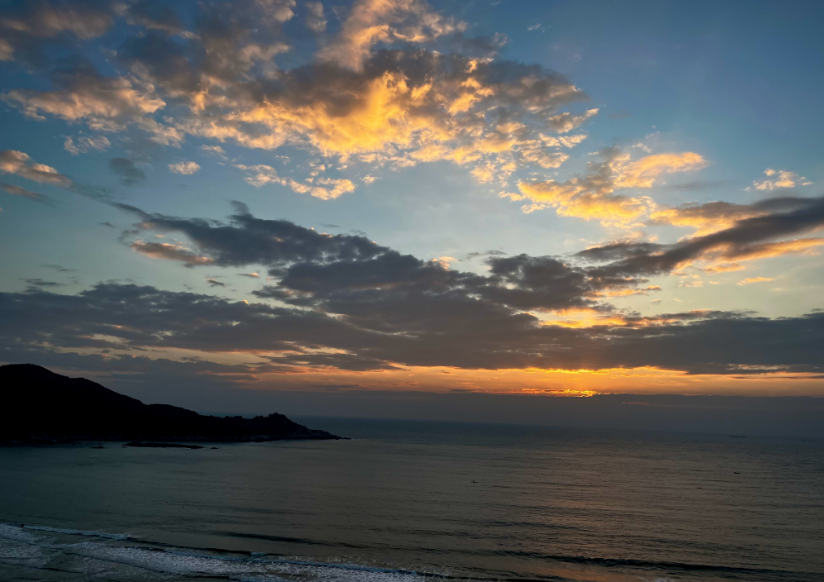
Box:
[0,364,344,444]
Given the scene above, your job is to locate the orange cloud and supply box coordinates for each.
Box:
[613,152,708,189]
[703,262,745,273]
[737,277,775,286]
[751,168,813,191]
[692,238,824,274]
[597,285,661,297]
[726,238,824,262]
[514,150,707,225]
[517,179,653,223]
[242,364,824,397]
[649,203,764,235]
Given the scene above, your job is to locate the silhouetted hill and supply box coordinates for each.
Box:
[0,364,343,444]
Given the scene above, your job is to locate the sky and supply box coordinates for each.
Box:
[1,0,823,415]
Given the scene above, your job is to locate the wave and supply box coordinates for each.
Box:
[217,531,819,580]
[0,522,441,582]
[460,548,818,580]
[23,524,133,541]
[218,530,376,550]
[0,521,819,582]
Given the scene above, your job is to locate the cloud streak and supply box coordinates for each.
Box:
[579,197,824,277]
[0,150,71,186]
[0,182,54,205]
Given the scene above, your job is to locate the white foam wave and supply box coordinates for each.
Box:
[25,524,132,540]
[64,541,269,576]
[0,522,39,544]
[0,525,52,569]
[0,523,433,582]
[62,543,430,582]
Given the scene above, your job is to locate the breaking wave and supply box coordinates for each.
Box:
[0,521,816,582]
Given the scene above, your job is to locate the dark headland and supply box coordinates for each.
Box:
[0,364,344,444]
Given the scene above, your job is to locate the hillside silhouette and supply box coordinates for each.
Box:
[0,364,342,444]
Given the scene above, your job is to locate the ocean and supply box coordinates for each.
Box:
[0,418,822,582]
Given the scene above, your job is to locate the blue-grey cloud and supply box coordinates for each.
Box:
[109,157,146,185]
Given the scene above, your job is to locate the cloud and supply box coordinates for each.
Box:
[0,0,115,66]
[305,1,327,33]
[64,135,111,155]
[0,0,603,195]
[131,241,214,266]
[169,161,200,175]
[42,264,73,273]
[236,164,281,187]
[236,164,355,199]
[703,263,745,274]
[318,0,464,70]
[288,177,356,200]
[22,278,64,289]
[514,148,707,224]
[0,150,72,186]
[613,152,707,189]
[465,250,507,259]
[649,196,819,235]
[547,108,599,133]
[201,145,227,158]
[539,134,588,149]
[114,203,622,316]
[738,277,775,286]
[116,202,387,268]
[2,56,167,136]
[0,182,54,205]
[109,157,146,185]
[514,149,707,223]
[125,0,191,37]
[751,168,813,191]
[1,281,823,377]
[657,180,729,192]
[579,196,824,277]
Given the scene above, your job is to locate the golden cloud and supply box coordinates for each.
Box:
[751,168,813,191]
[737,277,775,286]
[612,152,707,189]
[514,150,705,224]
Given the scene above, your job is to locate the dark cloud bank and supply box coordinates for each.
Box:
[3,203,824,390]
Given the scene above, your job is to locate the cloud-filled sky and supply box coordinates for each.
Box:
[1,0,823,408]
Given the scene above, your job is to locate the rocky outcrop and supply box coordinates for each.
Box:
[0,364,344,444]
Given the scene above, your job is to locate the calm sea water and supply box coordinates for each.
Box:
[1,419,823,582]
